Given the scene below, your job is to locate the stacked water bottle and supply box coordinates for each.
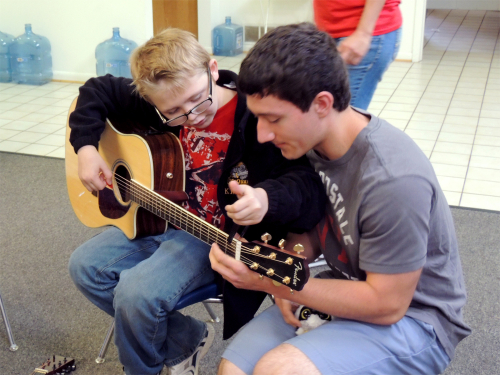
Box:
[95,27,137,79]
[1,19,246,85]
[0,24,52,85]
[0,25,137,85]
[213,17,244,57]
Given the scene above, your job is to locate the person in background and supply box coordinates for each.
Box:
[211,23,470,375]
[67,28,326,375]
[314,0,402,110]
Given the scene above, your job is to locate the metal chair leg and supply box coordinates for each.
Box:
[96,320,115,364]
[0,290,18,352]
[202,301,221,323]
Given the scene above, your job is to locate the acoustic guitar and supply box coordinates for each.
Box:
[65,98,309,291]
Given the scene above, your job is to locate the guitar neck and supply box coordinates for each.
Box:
[126,178,234,252]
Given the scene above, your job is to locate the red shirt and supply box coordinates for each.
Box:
[314,0,402,38]
[179,94,237,230]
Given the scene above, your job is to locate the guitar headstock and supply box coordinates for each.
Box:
[31,355,75,375]
[238,238,310,291]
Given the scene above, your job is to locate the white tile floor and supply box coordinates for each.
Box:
[0,9,499,211]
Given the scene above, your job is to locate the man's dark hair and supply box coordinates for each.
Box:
[238,23,351,112]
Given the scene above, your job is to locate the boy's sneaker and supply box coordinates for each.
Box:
[167,323,215,375]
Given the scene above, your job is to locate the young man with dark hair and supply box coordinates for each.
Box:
[210,23,470,375]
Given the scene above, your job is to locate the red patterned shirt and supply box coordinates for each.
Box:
[179,95,237,229]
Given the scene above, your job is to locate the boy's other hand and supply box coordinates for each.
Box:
[225,181,269,225]
[77,145,113,192]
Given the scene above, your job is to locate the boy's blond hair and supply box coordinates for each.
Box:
[130,28,211,100]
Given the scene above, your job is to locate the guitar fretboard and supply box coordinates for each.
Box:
[115,175,236,254]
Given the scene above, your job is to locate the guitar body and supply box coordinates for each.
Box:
[65,98,185,239]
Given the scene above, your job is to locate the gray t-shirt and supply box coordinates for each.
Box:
[307,111,471,359]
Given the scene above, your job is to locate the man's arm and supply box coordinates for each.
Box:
[212,245,421,327]
[210,243,421,326]
[212,176,433,326]
[338,0,386,65]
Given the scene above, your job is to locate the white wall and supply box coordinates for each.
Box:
[427,0,500,10]
[0,0,432,82]
[0,0,153,82]
[400,0,427,62]
[198,0,426,62]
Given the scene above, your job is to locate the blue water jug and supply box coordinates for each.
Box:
[10,24,53,85]
[96,28,138,78]
[213,17,243,56]
[0,31,15,82]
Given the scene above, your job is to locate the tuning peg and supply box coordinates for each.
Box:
[293,243,304,254]
[261,233,272,244]
[278,239,286,249]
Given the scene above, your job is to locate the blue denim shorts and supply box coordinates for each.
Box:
[223,304,450,375]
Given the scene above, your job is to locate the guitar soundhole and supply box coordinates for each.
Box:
[115,164,132,204]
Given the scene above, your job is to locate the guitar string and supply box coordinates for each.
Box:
[112,175,293,265]
[111,175,293,283]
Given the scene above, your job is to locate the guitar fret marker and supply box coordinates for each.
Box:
[234,239,242,261]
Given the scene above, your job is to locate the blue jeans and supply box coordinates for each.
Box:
[336,28,402,110]
[68,226,215,375]
[223,305,450,375]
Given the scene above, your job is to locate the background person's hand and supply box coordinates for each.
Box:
[337,30,372,66]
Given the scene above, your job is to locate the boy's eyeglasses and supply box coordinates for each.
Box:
[155,67,213,126]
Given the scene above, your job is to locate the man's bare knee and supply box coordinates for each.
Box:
[254,344,320,375]
[218,358,247,375]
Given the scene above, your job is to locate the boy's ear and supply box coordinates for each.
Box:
[209,59,219,82]
[313,91,333,118]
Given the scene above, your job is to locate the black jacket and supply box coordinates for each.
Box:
[69,71,326,338]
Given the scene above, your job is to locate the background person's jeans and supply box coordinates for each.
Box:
[68,226,215,375]
[336,27,402,110]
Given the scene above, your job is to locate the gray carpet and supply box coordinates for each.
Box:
[0,152,498,375]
